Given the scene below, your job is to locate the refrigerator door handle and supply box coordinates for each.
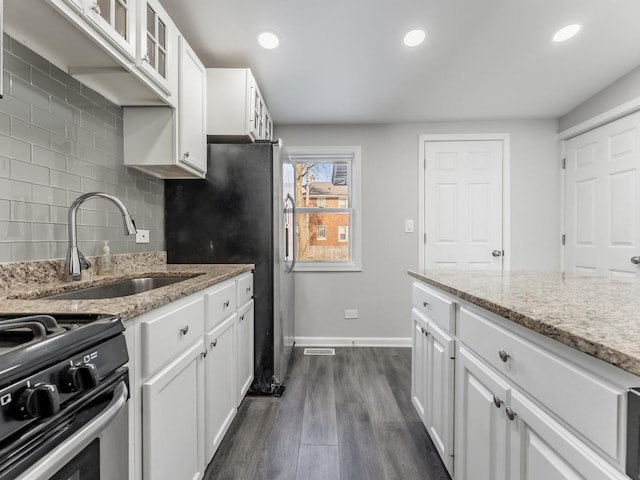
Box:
[285,194,296,273]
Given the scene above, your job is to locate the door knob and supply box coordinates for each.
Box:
[631,256,640,265]
[492,250,503,257]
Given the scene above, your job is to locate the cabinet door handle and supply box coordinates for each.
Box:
[211,339,218,348]
[493,395,503,408]
[505,406,516,421]
[422,301,429,307]
[143,54,150,63]
[498,349,510,362]
[240,314,245,322]
[201,350,208,358]
[223,300,230,308]
[184,151,190,158]
[246,287,251,294]
[180,326,189,335]
[91,2,101,15]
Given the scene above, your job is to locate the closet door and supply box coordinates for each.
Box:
[564,110,640,279]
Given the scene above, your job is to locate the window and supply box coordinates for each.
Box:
[289,146,362,272]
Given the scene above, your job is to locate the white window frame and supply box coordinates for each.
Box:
[317,225,326,240]
[317,197,326,208]
[338,197,347,208]
[338,226,348,242]
[289,145,362,272]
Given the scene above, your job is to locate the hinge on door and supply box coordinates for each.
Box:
[562,158,566,169]
[424,233,427,243]
[561,234,566,246]
[424,157,427,170]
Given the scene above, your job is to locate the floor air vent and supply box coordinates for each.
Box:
[303,348,335,356]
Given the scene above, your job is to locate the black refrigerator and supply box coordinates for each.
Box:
[164,141,295,394]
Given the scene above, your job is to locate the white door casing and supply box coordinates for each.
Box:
[419,134,510,272]
[563,110,640,279]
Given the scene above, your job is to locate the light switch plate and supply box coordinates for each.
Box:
[136,229,150,244]
[405,219,414,233]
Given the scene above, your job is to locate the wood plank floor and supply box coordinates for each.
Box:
[204,347,452,480]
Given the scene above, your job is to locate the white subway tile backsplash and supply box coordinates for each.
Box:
[0,36,164,263]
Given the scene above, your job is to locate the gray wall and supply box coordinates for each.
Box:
[559,65,640,133]
[0,35,164,263]
[277,119,560,340]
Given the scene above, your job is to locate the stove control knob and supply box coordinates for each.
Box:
[16,384,60,419]
[62,363,100,392]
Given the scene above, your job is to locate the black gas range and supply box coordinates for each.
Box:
[0,313,129,480]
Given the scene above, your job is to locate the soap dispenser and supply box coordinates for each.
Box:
[98,240,114,275]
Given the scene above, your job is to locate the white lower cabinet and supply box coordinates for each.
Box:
[204,313,237,462]
[411,280,636,480]
[237,299,254,403]
[454,346,510,480]
[142,340,205,480]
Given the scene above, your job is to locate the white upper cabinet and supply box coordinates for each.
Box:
[136,0,176,98]
[178,36,207,173]
[207,68,274,143]
[83,0,136,61]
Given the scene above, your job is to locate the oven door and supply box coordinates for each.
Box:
[0,368,129,480]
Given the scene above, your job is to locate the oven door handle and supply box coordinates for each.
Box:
[16,381,128,480]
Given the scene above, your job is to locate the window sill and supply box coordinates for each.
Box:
[294,262,362,273]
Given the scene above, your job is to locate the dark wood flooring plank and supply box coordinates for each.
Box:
[333,347,364,405]
[295,445,340,480]
[204,398,278,480]
[373,421,425,480]
[381,348,423,423]
[360,373,405,424]
[336,402,386,480]
[300,355,338,445]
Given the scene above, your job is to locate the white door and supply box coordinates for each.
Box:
[424,139,504,270]
[564,110,640,279]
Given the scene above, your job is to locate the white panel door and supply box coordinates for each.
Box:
[564,110,640,279]
[424,140,504,270]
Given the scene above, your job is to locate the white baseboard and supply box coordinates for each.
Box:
[294,336,411,348]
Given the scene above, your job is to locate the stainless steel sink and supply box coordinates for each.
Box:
[41,276,195,300]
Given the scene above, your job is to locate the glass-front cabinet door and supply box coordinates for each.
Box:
[137,0,175,97]
[84,0,136,61]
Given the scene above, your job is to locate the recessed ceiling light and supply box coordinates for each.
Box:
[552,24,581,42]
[404,29,426,47]
[258,31,280,49]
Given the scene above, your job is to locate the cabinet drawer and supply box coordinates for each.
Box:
[459,306,624,460]
[412,282,455,333]
[237,273,254,306]
[141,296,205,377]
[205,280,237,331]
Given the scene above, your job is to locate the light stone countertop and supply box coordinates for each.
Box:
[0,252,253,322]
[409,270,640,377]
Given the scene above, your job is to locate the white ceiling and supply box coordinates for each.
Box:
[160,0,640,125]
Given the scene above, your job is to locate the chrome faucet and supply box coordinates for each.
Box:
[66,192,137,281]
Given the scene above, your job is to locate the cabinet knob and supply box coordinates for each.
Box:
[631,256,640,265]
[91,2,101,15]
[240,314,245,322]
[201,350,208,358]
[211,339,218,348]
[505,406,516,421]
[498,349,510,362]
[223,300,230,308]
[180,325,189,335]
[493,395,503,408]
[492,249,503,257]
[422,301,429,307]
[246,287,251,294]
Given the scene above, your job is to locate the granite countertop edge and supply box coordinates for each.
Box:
[0,263,254,322]
[408,270,640,377]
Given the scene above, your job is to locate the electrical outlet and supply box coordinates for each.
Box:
[345,309,358,319]
[405,219,414,233]
[136,229,150,244]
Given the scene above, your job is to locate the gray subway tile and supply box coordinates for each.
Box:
[94,225,120,241]
[66,122,94,146]
[11,159,49,185]
[0,94,31,122]
[76,143,106,165]
[32,184,67,206]
[66,89,93,115]
[79,110,107,135]
[2,221,33,241]
[49,64,81,92]
[0,199,9,220]
[0,112,10,135]
[51,97,81,124]
[92,165,118,184]
[10,77,49,112]
[33,223,66,242]
[0,155,9,177]
[33,106,66,136]
[0,243,11,262]
[51,205,69,224]
[10,41,49,75]
[0,133,32,162]
[67,156,94,178]
[3,52,30,82]
[51,242,68,260]
[50,169,81,191]
[12,200,49,222]
[31,68,66,102]
[33,145,67,171]
[0,179,32,201]
[77,225,95,242]
[81,177,108,192]
[11,242,50,262]
[93,106,116,128]
[80,209,107,227]
[50,133,77,156]
[11,118,50,148]
[80,84,106,107]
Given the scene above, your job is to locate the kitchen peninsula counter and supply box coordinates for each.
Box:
[0,252,253,322]
[409,270,640,377]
